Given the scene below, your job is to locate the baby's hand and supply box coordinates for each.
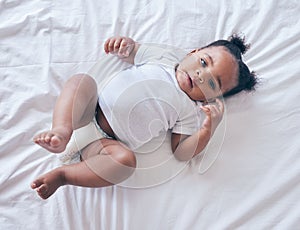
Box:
[104,36,135,58]
[200,98,224,134]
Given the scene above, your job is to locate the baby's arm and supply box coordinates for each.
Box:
[171,99,224,161]
[104,36,140,65]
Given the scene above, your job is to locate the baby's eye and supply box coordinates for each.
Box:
[208,79,216,90]
[200,58,207,67]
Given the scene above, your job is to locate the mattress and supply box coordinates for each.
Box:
[1,0,299,229]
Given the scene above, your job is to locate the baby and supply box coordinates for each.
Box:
[31,34,257,199]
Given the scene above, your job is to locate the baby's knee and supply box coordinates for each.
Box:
[68,73,96,86]
[111,148,136,169]
[67,73,97,95]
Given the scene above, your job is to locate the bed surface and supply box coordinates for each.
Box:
[1,0,300,229]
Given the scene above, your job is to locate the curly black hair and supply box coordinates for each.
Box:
[203,34,258,98]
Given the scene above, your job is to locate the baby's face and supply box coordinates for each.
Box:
[175,46,238,102]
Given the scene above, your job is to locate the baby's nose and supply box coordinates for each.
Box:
[195,70,204,83]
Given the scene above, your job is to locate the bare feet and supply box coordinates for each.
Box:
[33,127,72,153]
[31,167,65,199]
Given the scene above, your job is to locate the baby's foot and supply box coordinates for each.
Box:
[31,167,65,199]
[33,127,71,153]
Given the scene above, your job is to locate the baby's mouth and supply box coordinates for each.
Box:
[184,72,193,88]
[175,67,193,88]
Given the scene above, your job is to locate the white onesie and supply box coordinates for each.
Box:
[99,44,202,150]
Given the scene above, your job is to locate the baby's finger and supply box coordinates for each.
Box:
[107,37,117,53]
[113,37,123,53]
[104,38,111,53]
[200,106,211,116]
[216,98,224,113]
[118,39,128,53]
[104,37,115,53]
[208,105,219,116]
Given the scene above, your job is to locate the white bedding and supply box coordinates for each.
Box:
[1,0,300,229]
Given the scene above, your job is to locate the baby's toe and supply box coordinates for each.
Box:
[33,134,43,143]
[31,178,43,189]
[37,184,48,194]
[31,182,37,189]
[50,135,62,147]
[45,133,55,143]
[36,133,47,144]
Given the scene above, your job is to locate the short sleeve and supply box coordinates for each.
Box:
[172,100,202,136]
[134,44,186,68]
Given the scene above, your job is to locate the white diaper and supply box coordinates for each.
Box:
[59,119,110,164]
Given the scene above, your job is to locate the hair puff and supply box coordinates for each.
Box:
[228,34,250,55]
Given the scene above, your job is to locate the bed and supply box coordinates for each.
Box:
[1,0,299,229]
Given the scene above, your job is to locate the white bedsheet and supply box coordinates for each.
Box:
[1,0,299,229]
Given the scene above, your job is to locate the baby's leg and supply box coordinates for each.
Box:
[31,138,136,199]
[34,74,98,153]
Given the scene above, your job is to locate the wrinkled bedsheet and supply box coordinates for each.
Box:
[1,0,299,229]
